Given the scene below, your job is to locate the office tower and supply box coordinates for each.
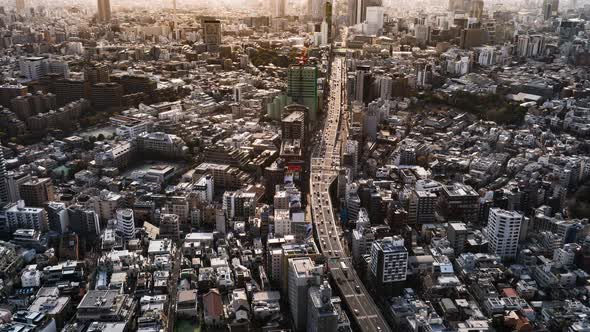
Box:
[47,202,69,233]
[288,257,321,332]
[287,65,319,121]
[308,0,326,21]
[408,190,436,225]
[307,281,338,332]
[325,1,333,42]
[116,208,135,240]
[484,208,523,260]
[19,177,55,207]
[348,0,362,25]
[447,222,468,255]
[439,183,480,224]
[543,0,559,20]
[470,0,484,20]
[202,19,222,52]
[320,20,329,46]
[15,0,24,13]
[0,148,7,204]
[361,0,382,22]
[97,0,111,22]
[271,0,286,17]
[370,236,408,288]
[366,6,384,35]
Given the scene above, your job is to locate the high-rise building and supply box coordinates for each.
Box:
[370,236,408,287]
[447,222,468,255]
[543,0,559,20]
[271,0,286,17]
[307,281,338,332]
[15,0,24,13]
[0,148,8,204]
[484,208,523,260]
[281,109,307,141]
[159,213,180,241]
[3,200,48,233]
[348,0,362,25]
[287,65,319,121]
[408,190,436,225]
[202,19,222,52]
[288,257,321,332]
[97,0,111,22]
[19,177,55,207]
[67,205,101,240]
[361,0,382,22]
[469,0,484,20]
[325,1,333,41]
[308,0,326,21]
[116,208,135,240]
[47,202,69,233]
[365,6,384,35]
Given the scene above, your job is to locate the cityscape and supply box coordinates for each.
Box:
[0,0,589,331]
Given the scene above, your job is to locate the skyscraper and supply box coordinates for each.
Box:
[348,0,362,26]
[308,0,326,21]
[470,0,484,20]
[271,0,286,17]
[97,0,111,22]
[202,19,222,52]
[361,0,382,22]
[15,0,24,13]
[287,65,319,121]
[543,0,559,20]
[484,208,523,260]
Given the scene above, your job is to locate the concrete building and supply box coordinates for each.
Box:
[370,236,408,287]
[307,281,338,332]
[116,209,135,240]
[287,65,319,121]
[137,132,187,159]
[202,19,222,51]
[97,0,111,22]
[288,257,321,332]
[408,190,436,225]
[46,202,69,233]
[19,177,55,208]
[0,148,7,203]
[484,208,523,260]
[271,0,286,17]
[447,222,468,255]
[4,200,48,233]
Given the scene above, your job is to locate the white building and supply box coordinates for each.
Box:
[365,6,384,35]
[485,208,523,260]
[21,265,42,288]
[5,200,48,233]
[288,257,322,332]
[116,208,135,240]
[274,209,291,236]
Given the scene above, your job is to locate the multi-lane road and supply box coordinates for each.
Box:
[309,57,391,332]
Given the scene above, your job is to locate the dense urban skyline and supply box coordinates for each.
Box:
[0,0,589,331]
